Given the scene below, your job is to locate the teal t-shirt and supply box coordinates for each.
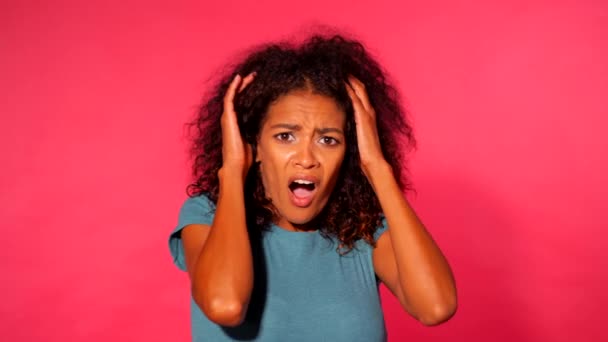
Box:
[169,194,389,341]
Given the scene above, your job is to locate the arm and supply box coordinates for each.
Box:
[181,73,257,327]
[369,162,457,326]
[345,77,457,326]
[182,170,253,327]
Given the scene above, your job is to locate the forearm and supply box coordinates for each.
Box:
[194,168,253,325]
[369,162,457,322]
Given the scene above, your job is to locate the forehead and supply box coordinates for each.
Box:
[264,90,346,128]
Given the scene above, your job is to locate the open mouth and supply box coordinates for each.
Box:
[289,179,316,194]
[288,179,317,207]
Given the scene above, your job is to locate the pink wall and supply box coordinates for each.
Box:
[2,0,606,341]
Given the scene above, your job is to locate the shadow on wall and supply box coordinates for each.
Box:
[381,167,541,342]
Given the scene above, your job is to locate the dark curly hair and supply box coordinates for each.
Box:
[186,33,416,253]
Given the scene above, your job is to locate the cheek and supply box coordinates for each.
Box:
[332,148,347,168]
[258,146,291,174]
[258,163,272,195]
[323,151,346,182]
[258,155,282,197]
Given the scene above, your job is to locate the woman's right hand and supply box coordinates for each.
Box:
[220,73,256,182]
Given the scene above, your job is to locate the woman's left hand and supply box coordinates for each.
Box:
[345,76,387,180]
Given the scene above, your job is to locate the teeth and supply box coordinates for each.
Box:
[293,179,314,185]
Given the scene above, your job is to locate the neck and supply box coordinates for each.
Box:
[276,217,319,232]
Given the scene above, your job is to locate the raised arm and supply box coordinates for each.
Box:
[181,73,256,327]
[345,76,457,325]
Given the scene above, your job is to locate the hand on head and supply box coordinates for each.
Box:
[220,72,257,181]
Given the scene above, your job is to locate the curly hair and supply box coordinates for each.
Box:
[185,33,416,254]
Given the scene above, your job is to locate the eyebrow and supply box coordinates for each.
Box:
[269,123,344,135]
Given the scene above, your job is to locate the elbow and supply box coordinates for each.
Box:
[205,298,247,327]
[419,300,458,326]
[192,290,247,327]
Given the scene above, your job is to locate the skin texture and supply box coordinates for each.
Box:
[255,89,346,231]
[181,73,457,328]
[181,74,256,326]
[345,77,457,325]
[187,35,417,253]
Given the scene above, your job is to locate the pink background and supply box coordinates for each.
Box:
[2,0,607,341]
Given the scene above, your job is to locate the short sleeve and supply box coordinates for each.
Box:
[373,215,389,242]
[168,194,216,271]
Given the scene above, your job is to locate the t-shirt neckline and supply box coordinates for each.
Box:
[269,223,320,237]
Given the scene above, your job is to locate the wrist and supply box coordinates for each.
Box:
[364,160,394,187]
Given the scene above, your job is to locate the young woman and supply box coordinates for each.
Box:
[169,34,457,341]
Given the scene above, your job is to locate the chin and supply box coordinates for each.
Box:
[280,208,318,225]
[283,199,330,225]
[288,214,317,225]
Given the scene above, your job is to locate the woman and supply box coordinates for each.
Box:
[169,34,457,341]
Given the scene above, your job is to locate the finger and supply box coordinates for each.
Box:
[238,72,257,93]
[347,76,374,114]
[345,81,366,124]
[223,74,242,114]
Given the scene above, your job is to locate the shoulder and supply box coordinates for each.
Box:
[177,193,216,223]
[169,193,216,271]
[373,215,389,242]
[180,193,216,211]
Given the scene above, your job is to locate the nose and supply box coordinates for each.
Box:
[294,141,319,169]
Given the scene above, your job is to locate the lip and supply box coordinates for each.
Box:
[287,174,320,186]
[287,174,320,208]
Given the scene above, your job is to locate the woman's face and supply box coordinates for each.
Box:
[256,89,346,231]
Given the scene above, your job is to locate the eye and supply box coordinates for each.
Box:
[274,132,295,142]
[319,136,340,145]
